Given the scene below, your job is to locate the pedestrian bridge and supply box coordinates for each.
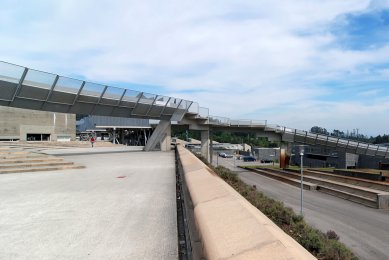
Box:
[0,61,388,159]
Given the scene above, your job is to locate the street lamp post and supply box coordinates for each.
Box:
[300,149,304,215]
[298,145,307,216]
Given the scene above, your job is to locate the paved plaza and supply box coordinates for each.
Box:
[0,148,177,259]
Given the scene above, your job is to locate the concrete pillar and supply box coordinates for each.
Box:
[280,142,292,168]
[160,123,172,151]
[144,120,171,151]
[201,130,210,162]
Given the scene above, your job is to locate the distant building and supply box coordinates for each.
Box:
[290,145,389,170]
[253,147,280,161]
[0,107,75,141]
[76,115,152,145]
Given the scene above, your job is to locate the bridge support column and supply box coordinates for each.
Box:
[201,130,210,162]
[280,142,292,169]
[160,123,171,152]
[144,120,171,152]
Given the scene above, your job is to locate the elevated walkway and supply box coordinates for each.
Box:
[1,60,388,160]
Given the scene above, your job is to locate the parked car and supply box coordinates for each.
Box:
[243,156,256,162]
[218,152,226,157]
[218,152,233,158]
[261,159,273,163]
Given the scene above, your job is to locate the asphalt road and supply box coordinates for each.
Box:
[213,156,389,260]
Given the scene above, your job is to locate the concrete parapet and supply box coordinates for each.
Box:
[244,167,318,191]
[377,193,389,209]
[334,169,384,181]
[177,146,316,260]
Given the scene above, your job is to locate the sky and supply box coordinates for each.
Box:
[1,0,389,136]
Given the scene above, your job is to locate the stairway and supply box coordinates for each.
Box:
[0,147,84,174]
[242,166,389,209]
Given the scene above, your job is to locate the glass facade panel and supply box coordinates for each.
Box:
[295,129,306,136]
[0,62,25,83]
[199,107,209,118]
[103,86,124,100]
[55,76,83,94]
[188,102,199,114]
[155,95,169,106]
[251,120,266,126]
[81,82,106,97]
[138,92,156,105]
[23,69,56,89]
[167,98,181,108]
[122,89,142,102]
[209,116,229,125]
[178,100,191,110]
[237,120,251,126]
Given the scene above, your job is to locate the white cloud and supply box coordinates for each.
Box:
[0,0,388,135]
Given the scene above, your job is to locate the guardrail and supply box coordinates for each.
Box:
[208,116,267,127]
[262,124,389,159]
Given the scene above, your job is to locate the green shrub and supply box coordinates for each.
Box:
[321,239,357,260]
[326,230,340,241]
[297,226,324,254]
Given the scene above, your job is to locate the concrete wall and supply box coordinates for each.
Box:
[358,155,389,169]
[345,153,359,168]
[0,107,75,141]
[290,145,356,169]
[177,146,316,259]
[289,144,388,170]
[254,147,280,161]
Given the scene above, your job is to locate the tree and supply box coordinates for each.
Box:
[331,129,345,138]
[310,126,329,135]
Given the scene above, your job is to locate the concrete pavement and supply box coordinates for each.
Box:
[0,148,177,260]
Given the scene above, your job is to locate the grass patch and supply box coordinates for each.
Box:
[197,153,357,259]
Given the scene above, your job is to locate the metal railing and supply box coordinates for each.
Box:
[208,116,267,127]
[264,125,389,158]
[0,61,195,119]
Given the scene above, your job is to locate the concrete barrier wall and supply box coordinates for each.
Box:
[177,146,316,260]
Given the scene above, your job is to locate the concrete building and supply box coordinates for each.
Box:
[253,147,280,162]
[0,107,75,141]
[290,144,389,169]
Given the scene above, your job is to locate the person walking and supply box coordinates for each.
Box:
[90,136,95,147]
